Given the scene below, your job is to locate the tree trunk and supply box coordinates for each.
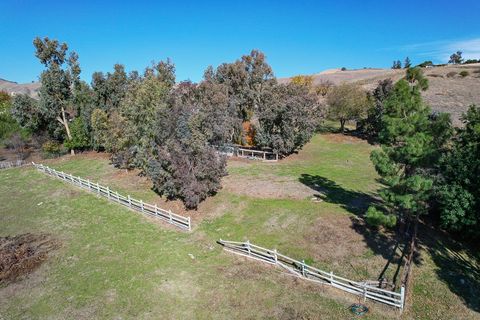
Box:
[57,106,75,155]
[340,119,346,133]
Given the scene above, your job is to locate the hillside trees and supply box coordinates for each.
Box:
[326,83,371,133]
[448,51,463,64]
[392,60,402,69]
[436,105,480,238]
[404,57,411,69]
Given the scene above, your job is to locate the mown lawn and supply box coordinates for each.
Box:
[1,133,478,319]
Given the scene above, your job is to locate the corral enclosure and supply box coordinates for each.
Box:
[0,133,479,319]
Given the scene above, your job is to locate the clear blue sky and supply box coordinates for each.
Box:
[1,0,479,84]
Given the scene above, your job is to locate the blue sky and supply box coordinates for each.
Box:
[1,0,479,84]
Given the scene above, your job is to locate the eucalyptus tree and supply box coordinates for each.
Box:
[33,37,81,154]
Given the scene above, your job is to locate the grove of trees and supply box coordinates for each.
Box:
[4,37,480,239]
[8,38,323,209]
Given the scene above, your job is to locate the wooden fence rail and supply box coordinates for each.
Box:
[218,239,404,311]
[0,160,27,170]
[236,147,278,161]
[32,162,191,231]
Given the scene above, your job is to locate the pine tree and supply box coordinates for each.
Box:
[404,57,411,69]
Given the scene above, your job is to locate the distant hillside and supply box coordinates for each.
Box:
[280,63,480,125]
[0,78,40,99]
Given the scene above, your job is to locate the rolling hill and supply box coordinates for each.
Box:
[0,78,40,99]
[280,63,480,125]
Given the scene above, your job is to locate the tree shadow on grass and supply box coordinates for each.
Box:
[298,174,380,216]
[299,174,480,311]
[299,174,405,285]
[416,223,480,312]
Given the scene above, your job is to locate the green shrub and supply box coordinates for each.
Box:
[64,117,91,151]
[365,207,397,228]
[459,70,469,77]
[42,141,63,158]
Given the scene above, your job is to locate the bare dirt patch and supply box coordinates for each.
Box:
[0,233,59,284]
[222,174,314,200]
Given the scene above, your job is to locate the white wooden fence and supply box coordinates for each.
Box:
[218,239,405,311]
[236,147,278,162]
[0,160,27,170]
[32,162,191,231]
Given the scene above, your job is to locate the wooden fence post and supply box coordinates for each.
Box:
[140,200,144,212]
[273,249,277,264]
[154,204,158,215]
[400,286,405,313]
[302,260,306,277]
[363,283,367,302]
[187,216,191,231]
[329,271,333,284]
[96,182,100,193]
[128,195,132,207]
[87,179,91,191]
[107,186,110,199]
[246,240,251,255]
[169,210,172,223]
[116,191,119,201]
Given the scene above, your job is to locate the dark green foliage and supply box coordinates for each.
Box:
[365,207,396,228]
[448,51,463,64]
[91,64,128,112]
[436,105,480,238]
[114,63,173,170]
[417,61,434,68]
[405,67,429,91]
[34,37,82,151]
[255,83,319,155]
[0,92,29,143]
[64,117,91,150]
[11,94,42,132]
[147,83,227,209]
[459,70,469,77]
[463,59,479,64]
[366,78,452,227]
[392,60,402,69]
[90,108,108,150]
[41,140,63,158]
[360,79,393,139]
[211,50,276,139]
[327,83,371,133]
[404,57,411,69]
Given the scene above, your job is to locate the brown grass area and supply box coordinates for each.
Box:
[0,233,59,284]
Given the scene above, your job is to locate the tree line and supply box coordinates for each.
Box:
[6,37,322,209]
[2,37,479,239]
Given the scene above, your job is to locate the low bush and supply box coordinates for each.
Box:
[459,70,469,77]
[4,133,29,159]
[41,141,63,158]
[365,207,397,228]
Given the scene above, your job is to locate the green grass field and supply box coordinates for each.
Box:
[1,133,478,319]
